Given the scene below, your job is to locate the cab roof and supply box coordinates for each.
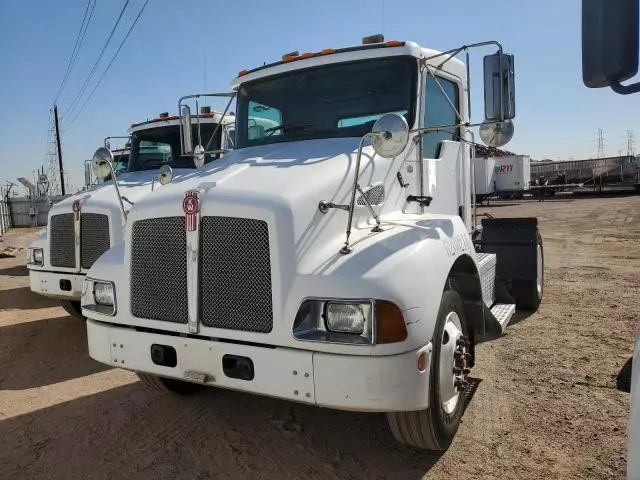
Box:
[128,110,235,134]
[231,40,466,88]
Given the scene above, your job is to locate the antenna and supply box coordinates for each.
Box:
[203,53,207,91]
[381,0,385,36]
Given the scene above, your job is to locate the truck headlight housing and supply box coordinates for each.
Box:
[293,298,406,345]
[82,278,116,316]
[27,248,44,266]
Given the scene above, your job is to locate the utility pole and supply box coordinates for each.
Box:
[53,105,65,195]
[597,128,605,158]
[626,129,635,157]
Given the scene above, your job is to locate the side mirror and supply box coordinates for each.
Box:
[92,147,115,180]
[371,113,409,158]
[582,0,639,92]
[483,52,516,121]
[181,105,194,155]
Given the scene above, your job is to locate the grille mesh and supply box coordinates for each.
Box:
[200,217,273,333]
[357,184,385,206]
[81,213,110,269]
[50,214,75,268]
[130,217,188,324]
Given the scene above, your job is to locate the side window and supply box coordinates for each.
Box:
[422,75,460,159]
[247,101,282,140]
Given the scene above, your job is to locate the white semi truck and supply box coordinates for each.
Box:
[81,36,543,450]
[27,110,234,318]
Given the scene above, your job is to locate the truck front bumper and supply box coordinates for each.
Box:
[29,269,84,301]
[87,319,433,413]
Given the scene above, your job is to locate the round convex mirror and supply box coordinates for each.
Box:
[92,147,115,179]
[193,145,205,168]
[371,113,409,158]
[158,165,174,185]
[479,120,514,148]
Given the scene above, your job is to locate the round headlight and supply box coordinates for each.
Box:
[33,249,44,264]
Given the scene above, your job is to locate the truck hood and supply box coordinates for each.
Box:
[131,137,389,243]
[50,168,195,218]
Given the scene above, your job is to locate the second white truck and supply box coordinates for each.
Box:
[27,110,234,318]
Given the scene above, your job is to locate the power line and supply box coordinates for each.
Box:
[52,0,96,104]
[64,0,132,119]
[66,0,150,127]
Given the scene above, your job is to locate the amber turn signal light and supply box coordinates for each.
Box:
[375,300,407,343]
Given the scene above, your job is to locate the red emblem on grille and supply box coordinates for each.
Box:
[183,191,199,231]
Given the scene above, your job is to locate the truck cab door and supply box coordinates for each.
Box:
[419,73,469,223]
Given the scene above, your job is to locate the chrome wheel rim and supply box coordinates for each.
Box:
[536,243,543,296]
[439,311,463,415]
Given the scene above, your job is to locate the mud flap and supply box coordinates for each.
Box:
[473,217,540,310]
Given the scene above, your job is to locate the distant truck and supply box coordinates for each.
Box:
[27,110,234,319]
[474,155,531,202]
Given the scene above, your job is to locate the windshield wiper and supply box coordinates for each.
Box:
[263,123,316,136]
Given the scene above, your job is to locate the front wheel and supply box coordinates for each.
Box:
[137,372,204,396]
[61,300,85,320]
[387,289,471,450]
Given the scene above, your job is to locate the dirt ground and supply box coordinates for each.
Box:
[0,195,638,480]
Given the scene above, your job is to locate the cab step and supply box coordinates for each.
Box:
[489,303,516,333]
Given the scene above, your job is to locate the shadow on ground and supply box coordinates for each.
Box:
[0,265,29,277]
[0,315,109,390]
[0,287,60,310]
[616,356,633,393]
[0,381,449,480]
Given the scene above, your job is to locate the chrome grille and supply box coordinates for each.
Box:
[130,217,188,324]
[50,214,75,268]
[81,213,110,269]
[200,217,273,333]
[357,184,385,206]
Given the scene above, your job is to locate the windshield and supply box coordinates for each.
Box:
[235,56,417,149]
[127,123,223,172]
[113,153,129,173]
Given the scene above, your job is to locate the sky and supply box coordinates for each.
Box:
[1,0,640,194]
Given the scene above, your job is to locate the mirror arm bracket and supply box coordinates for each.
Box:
[610,80,640,95]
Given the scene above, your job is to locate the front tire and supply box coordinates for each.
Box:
[387,289,471,450]
[137,372,204,396]
[61,300,85,320]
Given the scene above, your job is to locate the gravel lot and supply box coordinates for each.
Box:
[0,195,638,479]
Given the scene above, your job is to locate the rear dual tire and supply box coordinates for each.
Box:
[510,231,544,311]
[387,290,469,450]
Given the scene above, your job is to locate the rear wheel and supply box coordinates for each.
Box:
[137,372,204,396]
[511,231,544,311]
[61,300,85,320]
[387,290,471,450]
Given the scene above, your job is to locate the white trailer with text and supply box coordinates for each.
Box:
[82,36,543,450]
[27,111,234,318]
